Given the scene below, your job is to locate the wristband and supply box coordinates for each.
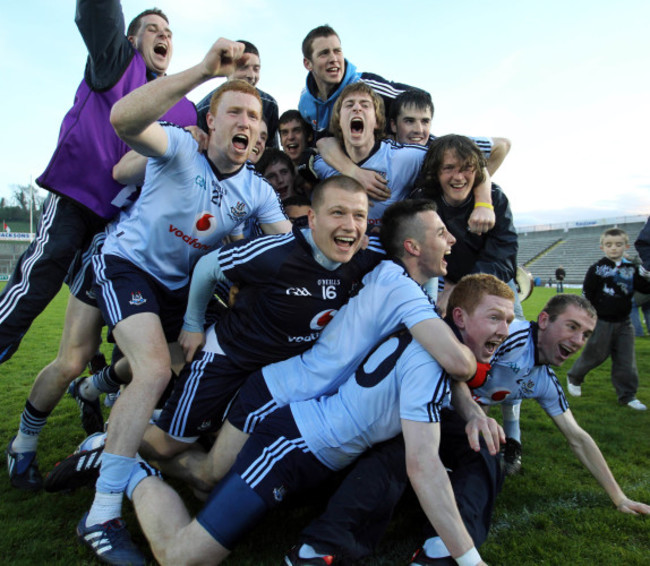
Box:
[473,201,494,210]
[467,362,491,389]
[455,546,481,566]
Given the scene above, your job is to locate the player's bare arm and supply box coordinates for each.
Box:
[316,137,390,201]
[259,219,293,234]
[409,318,476,381]
[551,409,650,515]
[485,137,511,176]
[178,253,228,362]
[403,419,487,565]
[111,38,247,157]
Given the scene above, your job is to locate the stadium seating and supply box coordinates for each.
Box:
[519,221,646,285]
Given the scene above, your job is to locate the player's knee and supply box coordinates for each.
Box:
[133,363,172,395]
[141,427,189,460]
[53,354,89,382]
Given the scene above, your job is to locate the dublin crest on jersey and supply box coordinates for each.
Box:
[227,201,248,222]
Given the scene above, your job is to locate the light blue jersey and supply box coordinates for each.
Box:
[102,125,286,289]
[472,320,569,417]
[262,259,438,405]
[312,140,426,226]
[292,332,450,470]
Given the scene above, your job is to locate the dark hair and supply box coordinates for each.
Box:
[311,175,366,210]
[416,134,486,198]
[329,83,385,145]
[379,199,437,259]
[127,8,169,38]
[542,294,597,321]
[279,110,311,134]
[255,148,294,176]
[235,40,259,57]
[390,89,434,123]
[282,195,312,208]
[302,25,339,60]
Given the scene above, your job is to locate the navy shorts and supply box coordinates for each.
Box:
[197,406,331,549]
[67,231,105,307]
[92,253,188,342]
[156,350,250,441]
[227,370,278,434]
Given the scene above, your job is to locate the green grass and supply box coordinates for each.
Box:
[0,285,648,565]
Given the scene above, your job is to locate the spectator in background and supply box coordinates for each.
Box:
[555,265,566,293]
[567,228,650,410]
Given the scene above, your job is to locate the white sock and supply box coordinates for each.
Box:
[86,492,124,526]
[11,430,38,453]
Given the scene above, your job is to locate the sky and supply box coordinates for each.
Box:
[1,0,649,227]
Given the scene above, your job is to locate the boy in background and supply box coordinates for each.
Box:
[567,228,650,410]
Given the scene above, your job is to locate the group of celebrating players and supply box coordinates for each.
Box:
[2,2,649,565]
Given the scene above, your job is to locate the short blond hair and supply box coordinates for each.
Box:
[600,227,629,246]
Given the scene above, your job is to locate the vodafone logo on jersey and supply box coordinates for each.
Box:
[194,212,218,236]
[490,390,511,402]
[309,309,337,331]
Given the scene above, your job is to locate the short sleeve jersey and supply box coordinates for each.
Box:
[211,228,385,371]
[102,126,286,289]
[471,320,569,417]
[262,259,439,405]
[312,140,426,226]
[292,332,450,470]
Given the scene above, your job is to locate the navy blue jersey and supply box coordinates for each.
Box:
[214,226,384,370]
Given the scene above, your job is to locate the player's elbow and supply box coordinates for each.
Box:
[446,348,477,382]
[110,101,139,140]
[492,137,512,156]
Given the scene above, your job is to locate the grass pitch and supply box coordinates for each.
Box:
[0,285,648,565]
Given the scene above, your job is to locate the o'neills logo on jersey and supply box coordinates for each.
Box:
[309,309,337,331]
[168,224,210,251]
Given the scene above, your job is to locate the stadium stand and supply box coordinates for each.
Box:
[517,218,647,285]
[0,240,31,279]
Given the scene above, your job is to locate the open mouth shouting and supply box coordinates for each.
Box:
[350,117,364,136]
[557,343,574,362]
[154,42,168,57]
[484,338,503,357]
[285,142,300,158]
[334,234,356,251]
[232,134,249,153]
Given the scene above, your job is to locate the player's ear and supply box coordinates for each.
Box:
[403,238,419,257]
[389,120,397,135]
[452,306,465,329]
[537,310,550,329]
[206,112,216,132]
[303,57,313,72]
[307,207,316,230]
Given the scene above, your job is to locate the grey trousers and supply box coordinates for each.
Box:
[567,317,639,404]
